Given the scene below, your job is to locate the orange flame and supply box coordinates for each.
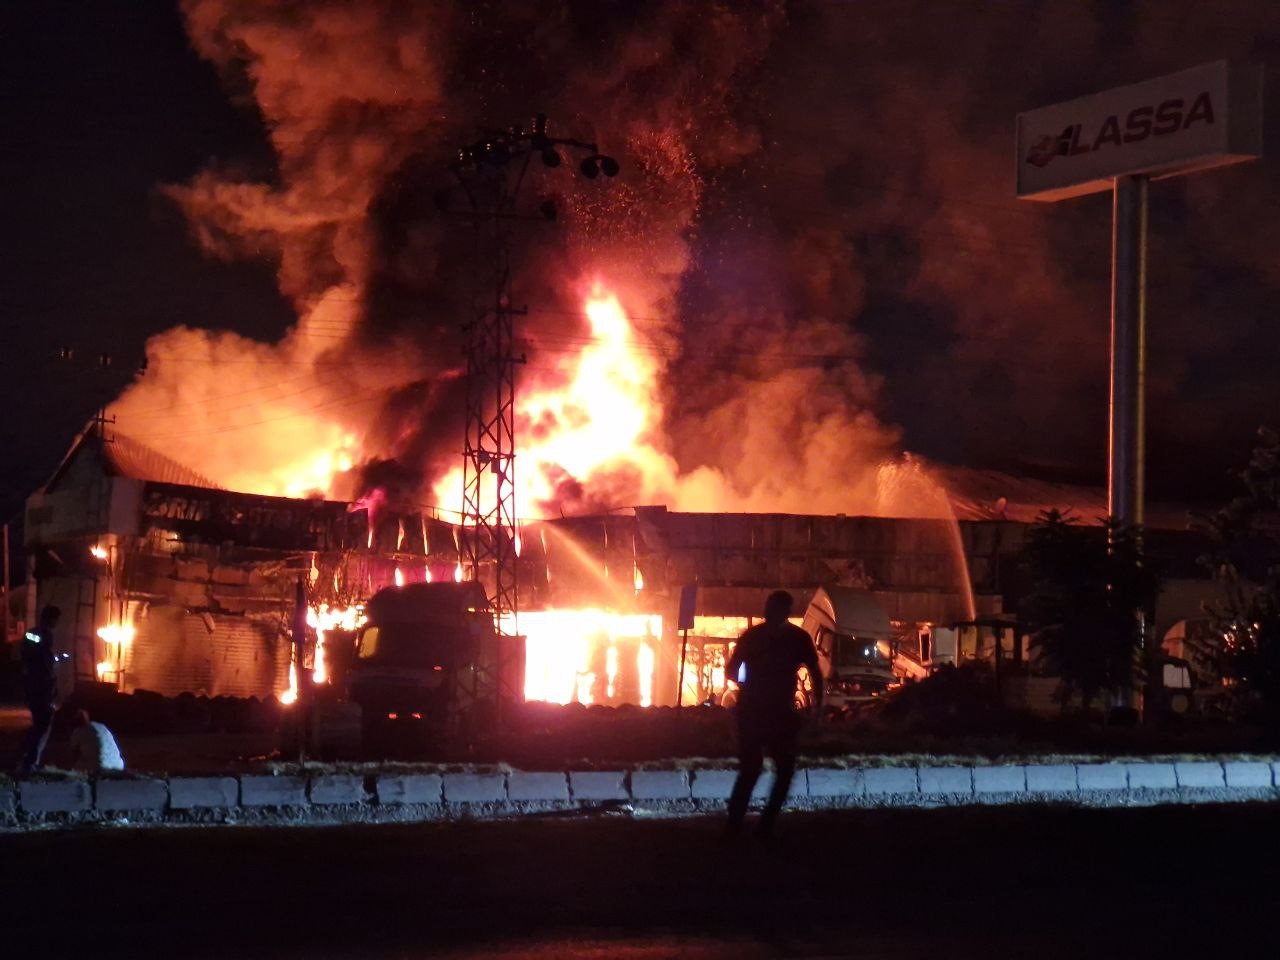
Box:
[433,284,675,520]
[96,624,135,645]
[284,602,366,699]
[518,609,660,705]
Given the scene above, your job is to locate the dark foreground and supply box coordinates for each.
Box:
[2,804,1277,959]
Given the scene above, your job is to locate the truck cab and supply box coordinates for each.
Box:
[801,586,897,709]
[349,581,493,751]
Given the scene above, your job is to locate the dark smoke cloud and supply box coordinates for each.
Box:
[116,0,1280,513]
[686,0,1280,501]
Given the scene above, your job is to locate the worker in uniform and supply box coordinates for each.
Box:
[16,605,63,774]
[725,590,822,837]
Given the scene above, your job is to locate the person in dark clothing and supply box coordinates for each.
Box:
[724,590,822,836]
[17,605,62,774]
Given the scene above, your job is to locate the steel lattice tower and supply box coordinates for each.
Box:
[451,116,617,721]
[461,171,520,624]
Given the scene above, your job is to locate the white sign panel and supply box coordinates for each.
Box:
[1017,60,1263,201]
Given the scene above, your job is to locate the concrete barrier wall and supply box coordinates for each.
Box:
[3,758,1278,830]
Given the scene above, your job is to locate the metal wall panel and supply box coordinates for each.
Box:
[126,608,287,699]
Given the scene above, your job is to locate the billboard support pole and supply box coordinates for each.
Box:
[1109,173,1148,712]
[1020,61,1264,722]
[1108,173,1147,534]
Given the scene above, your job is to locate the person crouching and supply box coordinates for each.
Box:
[69,709,125,774]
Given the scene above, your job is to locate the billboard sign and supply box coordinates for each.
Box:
[677,584,697,631]
[1017,60,1262,201]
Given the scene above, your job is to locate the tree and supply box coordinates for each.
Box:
[1019,510,1160,714]
[1197,427,1280,723]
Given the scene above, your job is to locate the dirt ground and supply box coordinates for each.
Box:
[4,697,1275,776]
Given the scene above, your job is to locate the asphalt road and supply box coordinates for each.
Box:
[2,804,1277,959]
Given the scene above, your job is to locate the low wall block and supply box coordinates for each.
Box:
[973,766,1027,794]
[863,767,918,796]
[1025,764,1078,793]
[19,780,92,814]
[507,772,570,802]
[806,768,864,798]
[240,775,308,807]
[1224,761,1273,789]
[690,769,736,800]
[1076,764,1128,791]
[689,769,788,801]
[96,778,168,812]
[1175,761,1226,789]
[1126,763,1177,790]
[168,777,239,809]
[377,774,443,805]
[919,766,973,796]
[309,774,370,805]
[568,771,628,801]
[442,773,506,804]
[630,770,691,800]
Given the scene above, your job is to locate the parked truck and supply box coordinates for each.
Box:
[720,586,900,711]
[800,586,899,709]
[348,580,494,752]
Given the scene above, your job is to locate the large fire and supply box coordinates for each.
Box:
[281,602,367,705]
[432,285,678,520]
[99,0,979,713]
[517,609,661,706]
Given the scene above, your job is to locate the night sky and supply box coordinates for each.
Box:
[5,0,1280,531]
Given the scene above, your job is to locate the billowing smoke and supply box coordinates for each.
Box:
[108,1,1280,516]
[110,1,456,501]
[112,0,902,517]
[719,1,1280,498]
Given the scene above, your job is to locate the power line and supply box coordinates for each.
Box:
[113,376,353,422]
[119,388,391,441]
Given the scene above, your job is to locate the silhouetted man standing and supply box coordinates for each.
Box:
[17,605,61,774]
[725,590,822,836]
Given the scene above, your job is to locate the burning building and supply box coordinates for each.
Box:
[23,427,461,701]
[16,3,1227,719]
[22,419,1211,713]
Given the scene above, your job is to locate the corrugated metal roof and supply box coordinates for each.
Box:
[44,425,218,492]
[934,464,1190,530]
[104,432,219,488]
